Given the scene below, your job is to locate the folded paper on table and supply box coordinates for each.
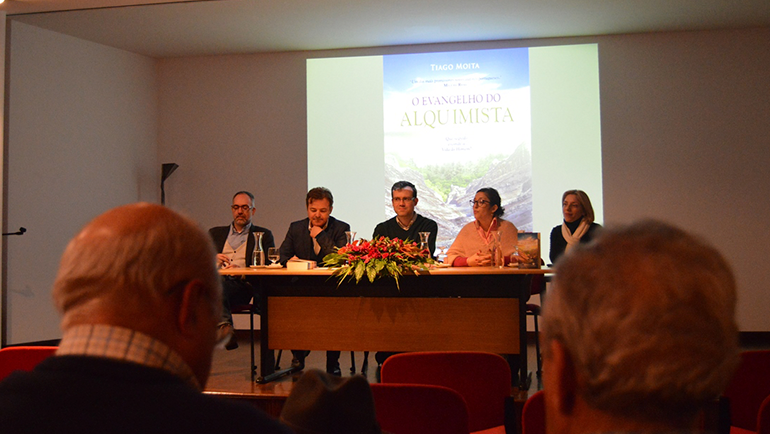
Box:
[287,259,317,271]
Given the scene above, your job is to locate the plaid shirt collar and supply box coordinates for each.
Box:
[56,324,200,390]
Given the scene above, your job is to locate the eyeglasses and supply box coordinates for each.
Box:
[231,205,252,212]
[392,197,415,203]
[470,200,490,207]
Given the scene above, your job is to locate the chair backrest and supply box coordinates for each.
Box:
[0,346,58,381]
[380,351,511,433]
[521,390,546,434]
[758,394,770,434]
[370,383,470,434]
[724,350,770,431]
[530,273,545,297]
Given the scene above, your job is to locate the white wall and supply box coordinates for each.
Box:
[599,28,770,331]
[3,22,158,344]
[3,25,768,343]
[156,52,309,239]
[157,28,770,331]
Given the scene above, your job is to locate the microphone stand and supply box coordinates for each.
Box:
[2,227,26,236]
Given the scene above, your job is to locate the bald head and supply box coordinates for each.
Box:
[53,203,221,331]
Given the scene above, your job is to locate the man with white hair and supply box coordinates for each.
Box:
[0,203,291,433]
[541,220,739,433]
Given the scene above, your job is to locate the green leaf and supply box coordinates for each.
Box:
[354,262,365,283]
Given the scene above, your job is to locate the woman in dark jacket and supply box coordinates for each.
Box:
[549,189,601,264]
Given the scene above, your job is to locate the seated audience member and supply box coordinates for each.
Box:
[373,180,438,257]
[209,190,275,350]
[541,220,739,434]
[279,187,349,376]
[280,369,381,434]
[549,189,601,264]
[0,203,292,434]
[446,187,518,266]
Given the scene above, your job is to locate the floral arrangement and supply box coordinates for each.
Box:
[323,236,435,289]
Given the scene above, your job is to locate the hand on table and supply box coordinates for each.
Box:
[467,251,492,267]
[216,253,238,269]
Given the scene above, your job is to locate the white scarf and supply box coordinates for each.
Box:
[562,219,590,252]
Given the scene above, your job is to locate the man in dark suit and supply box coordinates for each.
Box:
[0,203,292,434]
[279,187,350,376]
[209,191,275,350]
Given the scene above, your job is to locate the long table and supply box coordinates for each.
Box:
[220,266,551,389]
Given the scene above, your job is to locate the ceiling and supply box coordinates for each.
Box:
[3,0,770,57]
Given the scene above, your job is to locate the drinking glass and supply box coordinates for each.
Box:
[345,231,357,245]
[437,245,448,263]
[267,247,279,265]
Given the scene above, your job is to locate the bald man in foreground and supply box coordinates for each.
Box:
[0,203,292,434]
[541,220,739,434]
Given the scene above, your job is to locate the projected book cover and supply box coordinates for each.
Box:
[383,48,533,248]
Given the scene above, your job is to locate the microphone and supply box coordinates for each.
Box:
[3,227,26,236]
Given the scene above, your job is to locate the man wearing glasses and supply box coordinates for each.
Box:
[371,181,438,370]
[373,181,438,255]
[209,191,275,350]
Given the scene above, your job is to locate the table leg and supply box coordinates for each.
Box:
[256,294,298,383]
[518,277,530,390]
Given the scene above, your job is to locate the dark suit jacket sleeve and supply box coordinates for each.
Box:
[208,226,229,253]
[262,228,275,249]
[278,222,299,265]
[315,217,350,259]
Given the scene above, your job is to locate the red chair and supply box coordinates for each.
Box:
[758,394,770,434]
[371,383,470,434]
[380,351,512,434]
[0,346,58,381]
[521,390,546,434]
[723,350,770,434]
